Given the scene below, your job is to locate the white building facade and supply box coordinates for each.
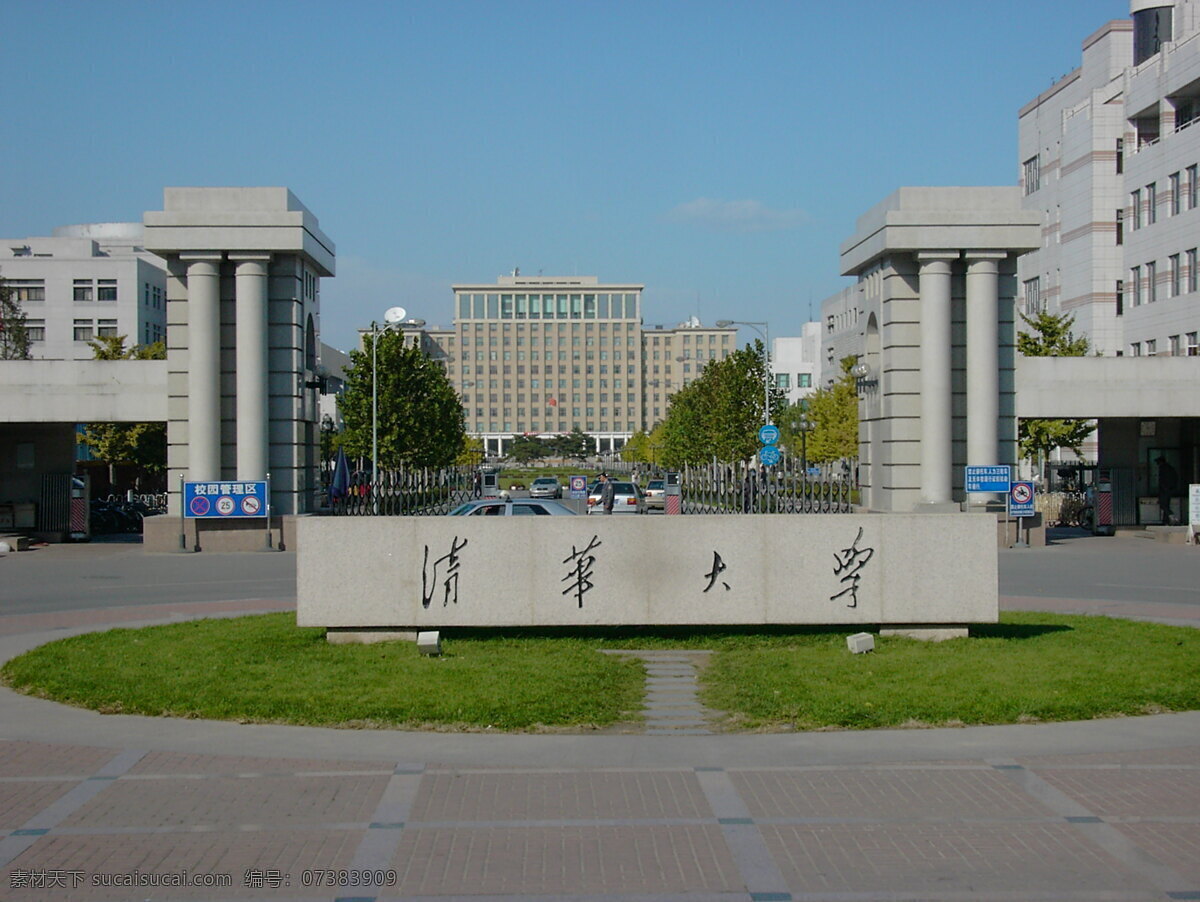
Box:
[1018,0,1200,359]
[770,322,822,405]
[2,223,167,360]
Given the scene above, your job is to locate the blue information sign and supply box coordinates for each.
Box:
[965,465,1011,493]
[184,481,268,519]
[1009,481,1036,518]
[758,424,780,445]
[568,475,588,500]
[759,445,781,466]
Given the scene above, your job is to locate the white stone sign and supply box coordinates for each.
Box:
[297,514,997,632]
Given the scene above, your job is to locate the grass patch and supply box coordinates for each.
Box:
[0,614,644,731]
[2,612,1197,732]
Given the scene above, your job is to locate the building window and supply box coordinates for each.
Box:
[1189,165,1198,210]
[1147,261,1157,302]
[1115,209,1123,245]
[1116,279,1124,317]
[1023,155,1040,195]
[1169,335,1181,356]
[1188,248,1198,293]
[1131,266,1142,306]
[1130,342,1142,357]
[1187,332,1198,356]
[73,280,93,302]
[1170,254,1181,297]
[1146,339,1157,356]
[1116,138,1124,174]
[775,373,791,390]
[9,279,45,302]
[1146,183,1157,224]
[73,320,93,341]
[26,319,45,342]
[97,319,118,337]
[798,373,812,388]
[1131,190,1141,230]
[1170,172,1181,216]
[1023,277,1042,315]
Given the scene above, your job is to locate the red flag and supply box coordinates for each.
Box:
[548,397,558,406]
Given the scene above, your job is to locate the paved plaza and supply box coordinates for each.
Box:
[0,534,1197,901]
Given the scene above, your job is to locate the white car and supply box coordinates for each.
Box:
[586,481,646,514]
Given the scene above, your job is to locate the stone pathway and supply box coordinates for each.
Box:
[603,650,715,734]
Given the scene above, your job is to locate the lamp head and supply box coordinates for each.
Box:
[715,320,734,328]
[383,306,407,325]
[850,362,871,379]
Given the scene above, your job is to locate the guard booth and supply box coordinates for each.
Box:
[664,471,681,515]
[481,471,499,498]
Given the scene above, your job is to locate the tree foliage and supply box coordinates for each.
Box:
[456,435,485,467]
[800,356,859,463]
[621,430,652,463]
[0,276,31,360]
[657,341,786,466]
[508,434,550,462]
[1016,311,1094,460]
[77,336,167,474]
[338,330,466,469]
[545,427,593,460]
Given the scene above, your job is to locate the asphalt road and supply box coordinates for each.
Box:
[1,525,1195,617]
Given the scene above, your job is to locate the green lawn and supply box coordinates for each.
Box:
[2,612,1197,732]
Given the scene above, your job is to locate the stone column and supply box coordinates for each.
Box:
[965,253,1006,469]
[231,254,271,480]
[182,253,223,481]
[917,252,958,506]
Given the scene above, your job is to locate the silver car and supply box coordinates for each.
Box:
[448,499,576,516]
[528,477,563,499]
[586,481,645,514]
[643,479,665,511]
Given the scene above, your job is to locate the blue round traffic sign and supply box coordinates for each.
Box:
[759,445,781,466]
[759,425,780,445]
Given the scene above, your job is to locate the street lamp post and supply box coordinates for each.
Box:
[369,307,425,500]
[716,319,771,429]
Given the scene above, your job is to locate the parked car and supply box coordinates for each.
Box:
[448,499,576,516]
[586,481,646,514]
[643,479,665,511]
[528,477,563,499]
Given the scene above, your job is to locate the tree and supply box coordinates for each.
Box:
[657,340,786,466]
[508,434,550,462]
[338,329,466,469]
[457,435,485,467]
[1016,311,1094,460]
[801,356,860,464]
[77,336,168,483]
[621,430,652,463]
[547,427,592,461]
[0,276,31,360]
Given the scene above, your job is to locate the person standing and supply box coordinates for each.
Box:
[1156,456,1179,525]
[599,472,616,514]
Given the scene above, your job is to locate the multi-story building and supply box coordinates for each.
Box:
[2,223,167,360]
[417,276,739,456]
[1018,0,1200,359]
[641,316,738,429]
[770,322,822,405]
[435,275,645,457]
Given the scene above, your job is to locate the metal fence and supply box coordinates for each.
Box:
[330,466,477,516]
[680,458,855,515]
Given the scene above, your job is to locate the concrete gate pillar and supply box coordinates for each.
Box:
[232,254,271,480]
[966,253,1006,469]
[181,254,223,481]
[917,252,957,506]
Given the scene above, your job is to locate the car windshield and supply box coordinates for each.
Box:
[647,481,663,490]
[533,478,557,485]
[612,483,636,494]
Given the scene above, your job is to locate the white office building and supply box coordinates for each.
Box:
[1018,0,1200,359]
[2,223,167,360]
[770,322,822,405]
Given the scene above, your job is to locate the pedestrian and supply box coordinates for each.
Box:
[1156,456,1179,525]
[599,472,616,514]
[472,470,482,499]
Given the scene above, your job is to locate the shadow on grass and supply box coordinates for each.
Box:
[441,621,1074,644]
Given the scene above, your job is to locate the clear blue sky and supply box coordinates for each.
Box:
[1,0,1130,352]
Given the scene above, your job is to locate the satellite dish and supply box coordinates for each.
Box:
[383,306,407,325]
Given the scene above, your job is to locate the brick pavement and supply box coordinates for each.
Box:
[0,588,1198,899]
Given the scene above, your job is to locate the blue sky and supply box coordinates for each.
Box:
[2,0,1130,352]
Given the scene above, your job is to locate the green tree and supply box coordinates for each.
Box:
[0,276,31,360]
[621,430,652,463]
[338,329,466,469]
[457,435,485,467]
[1016,311,1094,460]
[547,427,592,460]
[802,356,859,463]
[508,434,549,462]
[658,340,786,466]
[77,336,168,481]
